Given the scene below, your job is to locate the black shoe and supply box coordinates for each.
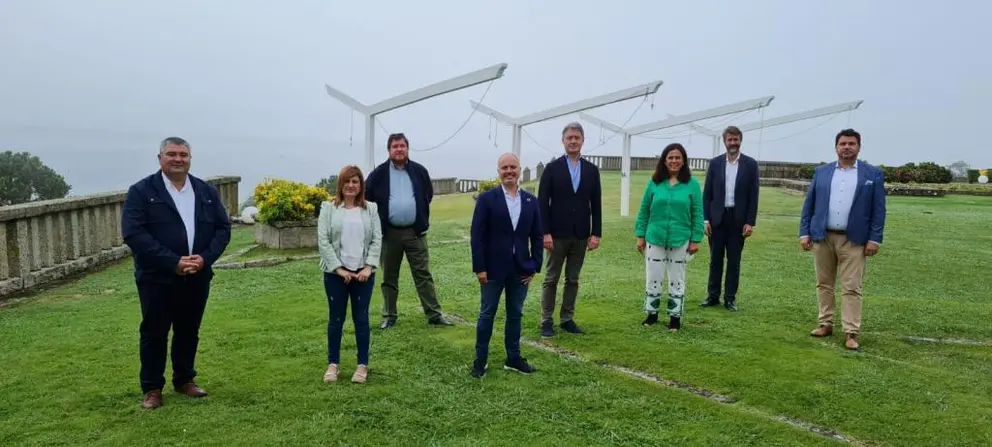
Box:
[642,313,658,326]
[504,357,536,374]
[379,319,396,329]
[668,316,682,331]
[725,298,738,312]
[540,321,554,338]
[471,358,488,378]
[700,298,721,307]
[560,320,584,334]
[428,316,454,326]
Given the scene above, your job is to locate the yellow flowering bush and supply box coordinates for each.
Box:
[477,179,501,193]
[253,178,330,225]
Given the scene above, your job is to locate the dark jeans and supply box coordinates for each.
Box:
[138,278,211,393]
[380,226,443,321]
[323,271,374,365]
[708,208,746,301]
[475,274,529,362]
[540,236,587,323]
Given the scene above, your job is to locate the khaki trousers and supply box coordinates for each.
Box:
[812,232,867,334]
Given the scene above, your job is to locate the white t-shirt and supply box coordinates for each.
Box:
[339,207,367,270]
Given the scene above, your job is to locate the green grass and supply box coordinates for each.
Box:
[2,171,991,446]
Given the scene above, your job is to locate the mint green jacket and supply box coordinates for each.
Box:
[635,177,705,248]
[317,201,382,273]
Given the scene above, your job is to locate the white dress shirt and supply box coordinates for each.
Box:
[162,172,196,255]
[826,162,859,231]
[724,155,740,207]
[502,184,521,254]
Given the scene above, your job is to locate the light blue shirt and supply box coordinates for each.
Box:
[826,161,858,231]
[567,156,581,192]
[387,162,417,227]
[502,184,521,253]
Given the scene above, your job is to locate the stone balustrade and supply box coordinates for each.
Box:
[0,175,241,297]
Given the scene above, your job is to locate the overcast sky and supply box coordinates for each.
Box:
[2,0,989,197]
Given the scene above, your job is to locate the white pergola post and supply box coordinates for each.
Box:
[324,63,509,174]
[673,100,865,157]
[468,80,664,161]
[579,96,775,217]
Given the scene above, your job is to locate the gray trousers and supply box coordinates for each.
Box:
[540,236,588,324]
[379,227,443,321]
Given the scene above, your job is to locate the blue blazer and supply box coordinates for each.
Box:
[121,171,232,284]
[470,186,544,281]
[799,161,886,245]
[702,153,760,227]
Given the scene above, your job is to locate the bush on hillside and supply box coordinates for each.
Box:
[253,178,330,224]
[477,179,501,193]
[795,161,953,184]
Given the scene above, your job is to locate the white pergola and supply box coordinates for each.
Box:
[468,80,664,160]
[579,96,775,217]
[324,63,509,174]
[673,100,865,157]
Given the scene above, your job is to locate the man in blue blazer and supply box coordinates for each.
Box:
[799,128,886,351]
[470,153,543,378]
[121,137,232,409]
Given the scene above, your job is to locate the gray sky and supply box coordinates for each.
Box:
[2,0,989,198]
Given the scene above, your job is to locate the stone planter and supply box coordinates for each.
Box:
[254,219,318,249]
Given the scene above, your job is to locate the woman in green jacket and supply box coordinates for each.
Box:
[634,143,704,332]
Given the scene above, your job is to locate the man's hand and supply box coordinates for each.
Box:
[587,236,600,251]
[864,242,880,257]
[704,222,712,237]
[543,234,554,251]
[636,237,646,253]
[687,242,700,255]
[356,266,373,282]
[800,236,813,251]
[176,256,199,275]
[742,224,753,238]
[335,267,352,284]
[476,272,488,285]
[521,274,534,285]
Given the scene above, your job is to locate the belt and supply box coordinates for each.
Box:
[826,229,846,234]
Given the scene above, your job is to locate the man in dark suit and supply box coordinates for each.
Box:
[364,133,453,329]
[701,125,760,312]
[800,128,886,351]
[121,137,231,409]
[470,153,543,378]
[537,122,602,338]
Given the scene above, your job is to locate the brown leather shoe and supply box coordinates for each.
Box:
[142,389,163,409]
[175,382,208,397]
[809,325,833,337]
[845,333,859,350]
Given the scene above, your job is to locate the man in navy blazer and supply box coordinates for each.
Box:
[799,128,886,351]
[121,137,231,409]
[701,125,760,312]
[470,153,543,378]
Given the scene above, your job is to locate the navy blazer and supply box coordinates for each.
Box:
[537,155,602,239]
[365,159,434,236]
[703,154,760,228]
[121,171,232,284]
[470,186,544,281]
[799,161,886,245]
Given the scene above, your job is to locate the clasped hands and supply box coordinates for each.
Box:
[636,237,699,255]
[336,266,373,284]
[476,272,534,285]
[175,255,204,275]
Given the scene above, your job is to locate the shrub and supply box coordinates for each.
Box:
[253,178,331,224]
[795,163,823,180]
[967,169,980,183]
[477,179,501,193]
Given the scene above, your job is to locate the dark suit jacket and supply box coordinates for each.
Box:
[800,160,886,245]
[470,186,543,281]
[537,155,602,239]
[365,159,434,236]
[121,171,232,284]
[703,154,760,228]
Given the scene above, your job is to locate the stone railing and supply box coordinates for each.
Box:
[432,177,458,195]
[0,175,241,297]
[581,156,711,172]
[457,179,481,193]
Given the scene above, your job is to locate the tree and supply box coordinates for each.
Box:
[315,175,338,195]
[948,160,970,179]
[0,151,72,206]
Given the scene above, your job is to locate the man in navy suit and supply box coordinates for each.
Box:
[470,153,543,378]
[701,125,760,312]
[121,137,232,409]
[799,128,886,351]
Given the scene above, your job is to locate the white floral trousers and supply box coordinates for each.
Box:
[643,242,689,318]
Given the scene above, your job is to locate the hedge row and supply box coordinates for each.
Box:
[796,161,954,184]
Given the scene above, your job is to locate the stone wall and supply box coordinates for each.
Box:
[0,175,241,297]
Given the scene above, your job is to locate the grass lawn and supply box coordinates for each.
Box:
[2,171,991,446]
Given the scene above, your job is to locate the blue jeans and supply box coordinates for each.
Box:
[323,271,374,365]
[475,275,528,362]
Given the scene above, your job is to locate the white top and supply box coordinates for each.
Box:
[339,207,367,270]
[724,155,739,208]
[162,172,195,254]
[827,161,859,231]
[502,185,521,230]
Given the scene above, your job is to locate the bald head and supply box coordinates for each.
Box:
[497,152,519,167]
[496,152,521,189]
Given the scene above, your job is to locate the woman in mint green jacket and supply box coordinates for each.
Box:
[317,165,382,384]
[634,143,704,332]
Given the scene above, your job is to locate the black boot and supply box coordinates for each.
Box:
[642,313,658,326]
[668,316,681,332]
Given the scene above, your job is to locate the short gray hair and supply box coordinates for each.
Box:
[159,136,191,153]
[562,122,584,137]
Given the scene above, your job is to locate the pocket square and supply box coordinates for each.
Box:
[865,180,873,185]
